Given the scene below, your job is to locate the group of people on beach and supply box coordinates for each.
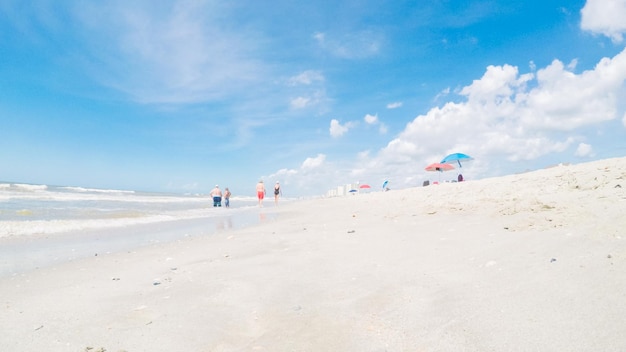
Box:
[209,180,281,208]
[256,180,281,207]
[209,185,231,207]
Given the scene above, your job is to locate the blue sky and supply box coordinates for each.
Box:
[1,0,625,197]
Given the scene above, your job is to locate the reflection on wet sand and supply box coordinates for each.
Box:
[215,216,233,231]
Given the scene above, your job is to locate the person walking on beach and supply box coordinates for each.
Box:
[274,181,282,206]
[210,185,222,207]
[256,180,266,207]
[223,187,231,208]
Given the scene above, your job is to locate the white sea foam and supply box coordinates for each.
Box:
[59,186,135,194]
[0,186,204,203]
[0,206,254,237]
[9,183,48,191]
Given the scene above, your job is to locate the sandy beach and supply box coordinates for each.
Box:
[1,157,625,351]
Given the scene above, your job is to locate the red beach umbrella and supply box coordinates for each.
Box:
[425,162,455,183]
[359,184,371,189]
[424,163,454,172]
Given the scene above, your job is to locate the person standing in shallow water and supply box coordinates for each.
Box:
[274,181,281,206]
[256,180,266,207]
[210,185,222,207]
[223,187,231,208]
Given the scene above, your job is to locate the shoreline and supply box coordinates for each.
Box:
[0,206,282,278]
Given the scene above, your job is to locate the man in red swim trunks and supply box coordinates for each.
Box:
[256,180,266,207]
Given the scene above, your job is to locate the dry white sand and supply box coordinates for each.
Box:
[1,157,625,351]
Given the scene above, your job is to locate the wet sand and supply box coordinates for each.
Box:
[0,208,279,277]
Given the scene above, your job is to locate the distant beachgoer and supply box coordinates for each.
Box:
[256,180,266,207]
[458,174,464,182]
[274,181,282,205]
[224,187,231,208]
[210,185,222,207]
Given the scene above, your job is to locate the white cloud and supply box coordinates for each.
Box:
[271,168,299,178]
[387,102,403,109]
[364,114,378,124]
[581,0,626,43]
[75,2,266,104]
[290,96,311,109]
[329,119,356,137]
[452,52,626,132]
[459,64,531,103]
[266,156,328,194]
[313,32,325,43]
[434,87,451,101]
[313,30,382,59]
[518,52,626,130]
[289,90,328,110]
[384,138,421,157]
[301,154,326,170]
[268,48,626,196]
[363,113,388,134]
[575,143,595,157]
[288,70,325,86]
[375,47,626,185]
[567,58,579,71]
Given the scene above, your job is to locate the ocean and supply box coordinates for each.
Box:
[0,183,264,236]
[0,182,276,276]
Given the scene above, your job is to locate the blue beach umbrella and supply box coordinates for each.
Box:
[382,180,388,190]
[441,153,473,168]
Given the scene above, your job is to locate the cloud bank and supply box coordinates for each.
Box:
[581,0,626,42]
[278,46,626,194]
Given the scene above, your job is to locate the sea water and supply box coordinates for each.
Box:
[0,182,274,276]
[0,182,260,237]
